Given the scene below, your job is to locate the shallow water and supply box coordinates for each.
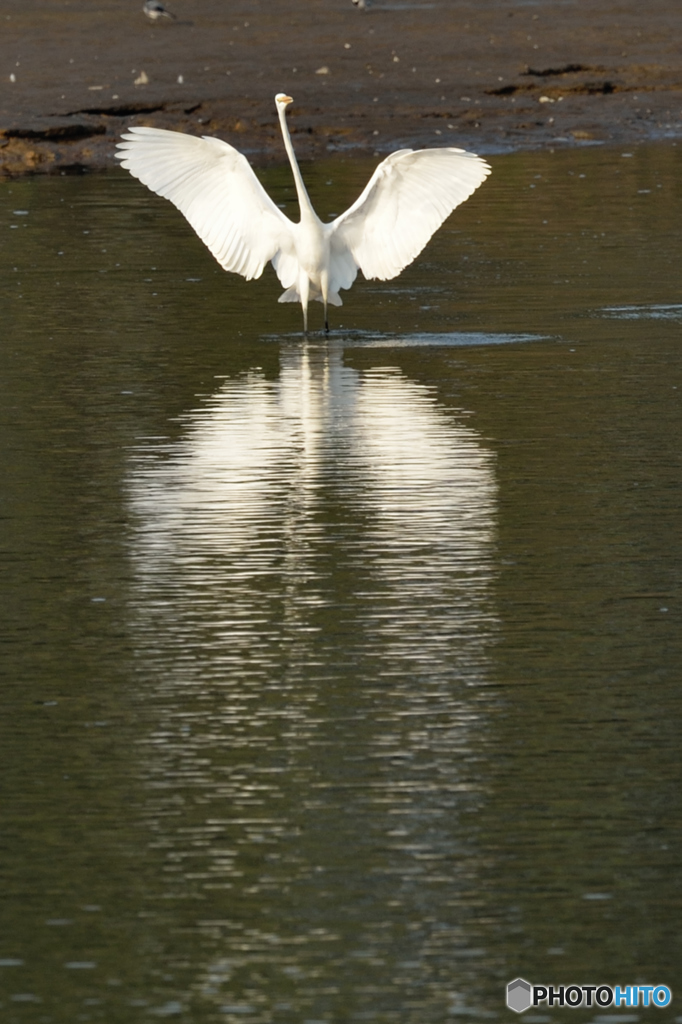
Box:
[1,143,681,1022]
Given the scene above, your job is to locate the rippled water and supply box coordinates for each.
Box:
[1,144,681,1022]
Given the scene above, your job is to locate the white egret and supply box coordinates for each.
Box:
[116,93,490,331]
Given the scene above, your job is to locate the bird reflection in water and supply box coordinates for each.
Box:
[126,343,500,1013]
[127,342,498,686]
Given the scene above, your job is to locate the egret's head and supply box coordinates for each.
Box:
[275,93,294,109]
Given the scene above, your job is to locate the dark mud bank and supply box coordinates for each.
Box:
[2,0,681,176]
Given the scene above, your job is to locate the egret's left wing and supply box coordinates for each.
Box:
[330,148,490,281]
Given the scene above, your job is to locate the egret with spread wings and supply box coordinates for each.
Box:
[116,93,490,331]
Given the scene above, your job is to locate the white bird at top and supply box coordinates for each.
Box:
[116,93,490,331]
[142,0,176,20]
[352,0,371,9]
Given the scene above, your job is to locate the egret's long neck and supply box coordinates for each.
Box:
[278,106,316,222]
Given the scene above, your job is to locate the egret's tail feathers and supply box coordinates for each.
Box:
[315,292,343,306]
[278,284,343,305]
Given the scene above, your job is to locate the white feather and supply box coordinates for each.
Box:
[331,148,491,281]
[117,127,295,282]
[116,97,491,330]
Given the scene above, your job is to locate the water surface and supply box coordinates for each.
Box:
[1,144,681,1022]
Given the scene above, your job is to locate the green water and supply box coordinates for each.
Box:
[1,143,681,1022]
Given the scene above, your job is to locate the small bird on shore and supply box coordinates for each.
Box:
[116,93,490,332]
[143,0,176,21]
[352,0,371,8]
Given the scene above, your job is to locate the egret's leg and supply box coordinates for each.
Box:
[321,271,330,334]
[299,276,310,334]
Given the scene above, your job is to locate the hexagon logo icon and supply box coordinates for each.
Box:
[507,978,532,1013]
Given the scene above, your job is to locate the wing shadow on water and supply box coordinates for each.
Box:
[124,340,501,1017]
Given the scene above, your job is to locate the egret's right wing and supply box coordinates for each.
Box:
[116,127,294,280]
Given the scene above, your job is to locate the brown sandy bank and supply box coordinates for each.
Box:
[1,0,681,176]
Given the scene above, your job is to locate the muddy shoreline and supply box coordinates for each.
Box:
[2,0,681,176]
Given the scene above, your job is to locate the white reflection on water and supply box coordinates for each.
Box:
[125,342,501,1015]
[601,303,682,321]
[127,342,498,683]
